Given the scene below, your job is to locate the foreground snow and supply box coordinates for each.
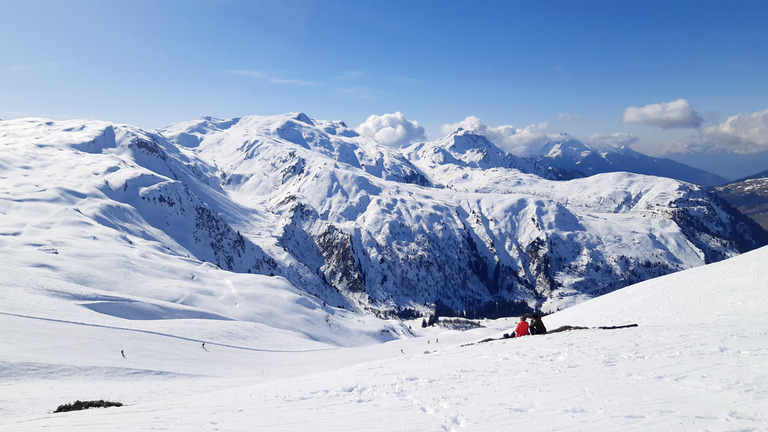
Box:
[2,246,767,431]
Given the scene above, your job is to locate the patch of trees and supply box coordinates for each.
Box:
[394,307,422,320]
[434,298,533,320]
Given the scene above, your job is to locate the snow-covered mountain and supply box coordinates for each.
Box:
[401,128,580,180]
[1,114,765,319]
[533,134,728,186]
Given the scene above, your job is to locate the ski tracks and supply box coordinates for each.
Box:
[390,375,468,431]
[271,371,470,431]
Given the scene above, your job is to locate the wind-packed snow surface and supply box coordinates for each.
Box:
[1,114,764,317]
[2,245,767,431]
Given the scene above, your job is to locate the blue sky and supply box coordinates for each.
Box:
[2,0,767,179]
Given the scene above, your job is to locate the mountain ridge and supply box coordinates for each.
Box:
[2,114,765,318]
[531,134,728,186]
[711,174,768,232]
[402,128,581,182]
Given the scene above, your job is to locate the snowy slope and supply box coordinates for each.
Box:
[0,117,408,345]
[2,245,767,431]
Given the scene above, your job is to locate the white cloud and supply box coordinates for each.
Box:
[702,109,768,154]
[628,108,768,158]
[440,116,551,156]
[585,133,639,151]
[623,99,703,129]
[356,112,425,147]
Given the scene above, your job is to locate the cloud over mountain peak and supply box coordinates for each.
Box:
[356,112,425,147]
[623,99,703,129]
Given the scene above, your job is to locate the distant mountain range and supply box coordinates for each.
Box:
[402,128,581,181]
[531,134,728,186]
[711,170,768,232]
[1,114,766,319]
[734,169,768,183]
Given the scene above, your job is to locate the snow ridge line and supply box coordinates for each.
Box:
[0,311,335,353]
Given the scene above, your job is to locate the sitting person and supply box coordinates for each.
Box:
[529,313,547,335]
[512,316,530,338]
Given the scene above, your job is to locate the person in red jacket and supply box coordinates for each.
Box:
[513,316,530,338]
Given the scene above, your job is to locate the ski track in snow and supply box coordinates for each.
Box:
[3,283,768,431]
[0,311,334,354]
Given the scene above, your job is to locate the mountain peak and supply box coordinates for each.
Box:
[288,112,315,126]
[539,137,591,159]
[446,128,503,154]
[403,128,510,170]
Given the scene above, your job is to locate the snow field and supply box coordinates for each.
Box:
[3,315,766,431]
[3,246,768,430]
